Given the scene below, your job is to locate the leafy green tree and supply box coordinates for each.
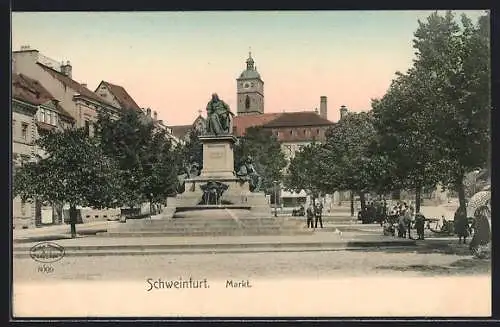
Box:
[324,111,388,210]
[285,142,326,201]
[95,108,180,208]
[371,69,442,213]
[179,128,203,169]
[234,126,287,192]
[13,128,122,237]
[405,11,490,208]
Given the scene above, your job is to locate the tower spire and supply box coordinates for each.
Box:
[246,48,255,70]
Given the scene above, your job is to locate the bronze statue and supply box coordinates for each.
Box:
[176,161,201,193]
[205,93,234,135]
[236,155,262,192]
[200,181,229,205]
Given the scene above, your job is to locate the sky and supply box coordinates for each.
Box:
[12,10,487,125]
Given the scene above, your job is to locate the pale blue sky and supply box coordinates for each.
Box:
[12,10,488,124]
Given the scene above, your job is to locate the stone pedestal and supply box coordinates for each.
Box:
[199,134,237,179]
[172,133,271,217]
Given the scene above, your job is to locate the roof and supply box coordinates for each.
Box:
[98,81,142,112]
[37,63,116,107]
[169,125,192,139]
[262,111,334,128]
[238,69,261,80]
[232,113,282,137]
[12,73,74,120]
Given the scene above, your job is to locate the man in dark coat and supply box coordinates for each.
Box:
[306,204,315,229]
[314,202,324,228]
[454,206,469,244]
[415,213,426,240]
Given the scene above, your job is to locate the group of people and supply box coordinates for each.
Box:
[305,202,324,229]
[382,201,425,240]
[359,200,387,224]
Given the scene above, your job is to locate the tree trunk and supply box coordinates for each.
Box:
[457,178,466,209]
[415,186,422,214]
[350,191,355,217]
[359,192,366,211]
[69,204,77,238]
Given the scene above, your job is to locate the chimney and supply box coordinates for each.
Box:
[153,111,158,121]
[146,108,151,117]
[340,105,348,119]
[314,108,319,114]
[60,60,72,78]
[320,96,327,119]
[81,83,87,89]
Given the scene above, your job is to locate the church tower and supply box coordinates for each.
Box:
[236,52,264,116]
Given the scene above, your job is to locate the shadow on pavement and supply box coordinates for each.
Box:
[375,258,491,276]
[347,238,472,256]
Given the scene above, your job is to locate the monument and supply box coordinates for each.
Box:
[103,93,310,236]
[173,93,271,215]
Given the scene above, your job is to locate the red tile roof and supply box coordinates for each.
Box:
[37,63,116,107]
[262,111,334,128]
[98,81,142,112]
[232,113,282,136]
[12,73,74,120]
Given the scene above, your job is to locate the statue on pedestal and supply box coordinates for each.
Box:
[236,155,262,192]
[205,93,235,135]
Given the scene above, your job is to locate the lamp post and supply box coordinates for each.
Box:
[273,180,279,217]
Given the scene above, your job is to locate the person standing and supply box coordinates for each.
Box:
[314,202,324,228]
[405,206,413,239]
[415,213,426,240]
[306,204,315,229]
[398,210,407,238]
[454,206,469,244]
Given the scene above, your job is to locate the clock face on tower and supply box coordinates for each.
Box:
[243,82,251,89]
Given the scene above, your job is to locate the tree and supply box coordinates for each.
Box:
[234,127,287,192]
[179,128,203,169]
[95,109,180,208]
[323,111,388,210]
[13,128,122,238]
[408,11,490,208]
[371,69,442,213]
[285,142,327,202]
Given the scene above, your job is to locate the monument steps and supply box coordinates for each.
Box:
[103,215,310,237]
[101,230,313,237]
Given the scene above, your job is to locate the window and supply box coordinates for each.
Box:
[21,123,28,141]
[290,130,293,135]
[245,95,250,109]
[39,109,45,123]
[316,129,320,135]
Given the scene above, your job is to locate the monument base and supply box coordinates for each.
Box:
[170,133,271,218]
[173,176,270,216]
[199,134,237,179]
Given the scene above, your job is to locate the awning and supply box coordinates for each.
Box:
[281,189,307,198]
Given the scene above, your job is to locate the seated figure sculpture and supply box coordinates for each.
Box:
[236,155,262,192]
[200,181,229,205]
[176,161,202,193]
[205,93,235,135]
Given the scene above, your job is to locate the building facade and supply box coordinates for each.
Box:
[12,73,75,229]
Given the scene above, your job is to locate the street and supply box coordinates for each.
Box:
[12,245,491,317]
[14,241,489,281]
